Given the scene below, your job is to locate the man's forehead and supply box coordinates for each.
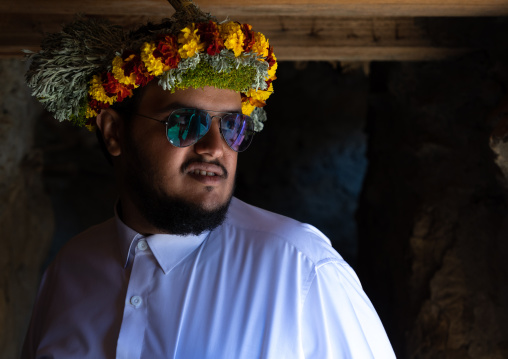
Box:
[140,85,243,114]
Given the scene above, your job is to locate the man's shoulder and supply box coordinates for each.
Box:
[56,217,118,258]
[224,197,342,265]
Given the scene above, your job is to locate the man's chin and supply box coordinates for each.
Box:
[191,195,232,212]
[138,192,233,236]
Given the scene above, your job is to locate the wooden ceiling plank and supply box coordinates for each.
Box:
[1,0,508,17]
[0,14,477,47]
[0,13,493,60]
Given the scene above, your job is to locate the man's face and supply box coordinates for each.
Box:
[116,84,240,234]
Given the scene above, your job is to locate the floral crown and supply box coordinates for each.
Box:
[25,0,277,132]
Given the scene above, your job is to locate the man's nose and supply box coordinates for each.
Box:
[193,118,224,158]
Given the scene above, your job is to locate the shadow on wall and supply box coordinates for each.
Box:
[36,113,117,267]
[39,61,370,268]
[236,61,369,266]
[358,53,508,358]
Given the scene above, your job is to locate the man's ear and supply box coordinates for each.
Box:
[96,109,123,157]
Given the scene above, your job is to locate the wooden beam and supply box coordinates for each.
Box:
[1,0,506,60]
[1,13,485,61]
[1,0,508,17]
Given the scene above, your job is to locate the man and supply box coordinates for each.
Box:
[22,1,396,358]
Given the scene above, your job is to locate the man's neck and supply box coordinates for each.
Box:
[117,197,164,236]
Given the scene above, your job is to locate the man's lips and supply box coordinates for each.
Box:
[189,169,218,177]
[182,160,228,179]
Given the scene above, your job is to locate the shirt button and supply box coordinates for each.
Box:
[130,295,143,308]
[137,240,148,251]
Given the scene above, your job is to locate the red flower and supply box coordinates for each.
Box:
[88,98,110,112]
[102,73,133,102]
[266,46,276,68]
[197,21,224,56]
[122,53,154,86]
[241,24,256,52]
[154,34,181,70]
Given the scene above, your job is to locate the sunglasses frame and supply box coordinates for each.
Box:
[136,108,255,152]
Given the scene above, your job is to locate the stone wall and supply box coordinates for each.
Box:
[0,60,53,358]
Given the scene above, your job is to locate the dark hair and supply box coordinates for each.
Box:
[96,85,147,165]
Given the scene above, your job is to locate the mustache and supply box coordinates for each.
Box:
[181,158,229,179]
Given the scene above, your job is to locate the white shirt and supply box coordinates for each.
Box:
[23,197,395,358]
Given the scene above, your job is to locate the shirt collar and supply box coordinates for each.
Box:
[146,231,209,274]
[114,207,210,274]
[115,211,144,268]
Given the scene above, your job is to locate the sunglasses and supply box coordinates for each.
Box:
[136,108,255,152]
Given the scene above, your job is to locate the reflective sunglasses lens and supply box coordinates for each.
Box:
[221,114,255,152]
[166,109,210,147]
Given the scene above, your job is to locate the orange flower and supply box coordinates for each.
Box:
[197,21,224,56]
[266,46,276,68]
[241,24,256,52]
[243,83,273,108]
[121,52,154,87]
[154,34,181,70]
[88,98,110,114]
[241,94,255,115]
[102,73,133,102]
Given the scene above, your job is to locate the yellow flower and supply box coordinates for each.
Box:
[112,55,138,86]
[242,83,273,115]
[252,32,269,57]
[85,105,98,119]
[245,83,273,102]
[219,22,245,57]
[88,75,116,104]
[85,124,96,132]
[178,24,205,58]
[267,55,278,80]
[242,101,255,116]
[141,42,165,76]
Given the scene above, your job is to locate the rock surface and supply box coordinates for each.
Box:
[0,59,53,359]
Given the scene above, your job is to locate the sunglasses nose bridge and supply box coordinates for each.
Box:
[207,114,226,134]
[208,114,224,122]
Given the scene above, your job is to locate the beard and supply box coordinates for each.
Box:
[122,129,233,236]
[126,176,232,235]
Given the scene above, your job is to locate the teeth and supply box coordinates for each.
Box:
[191,169,216,176]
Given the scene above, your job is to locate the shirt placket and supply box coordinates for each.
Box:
[116,237,155,359]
